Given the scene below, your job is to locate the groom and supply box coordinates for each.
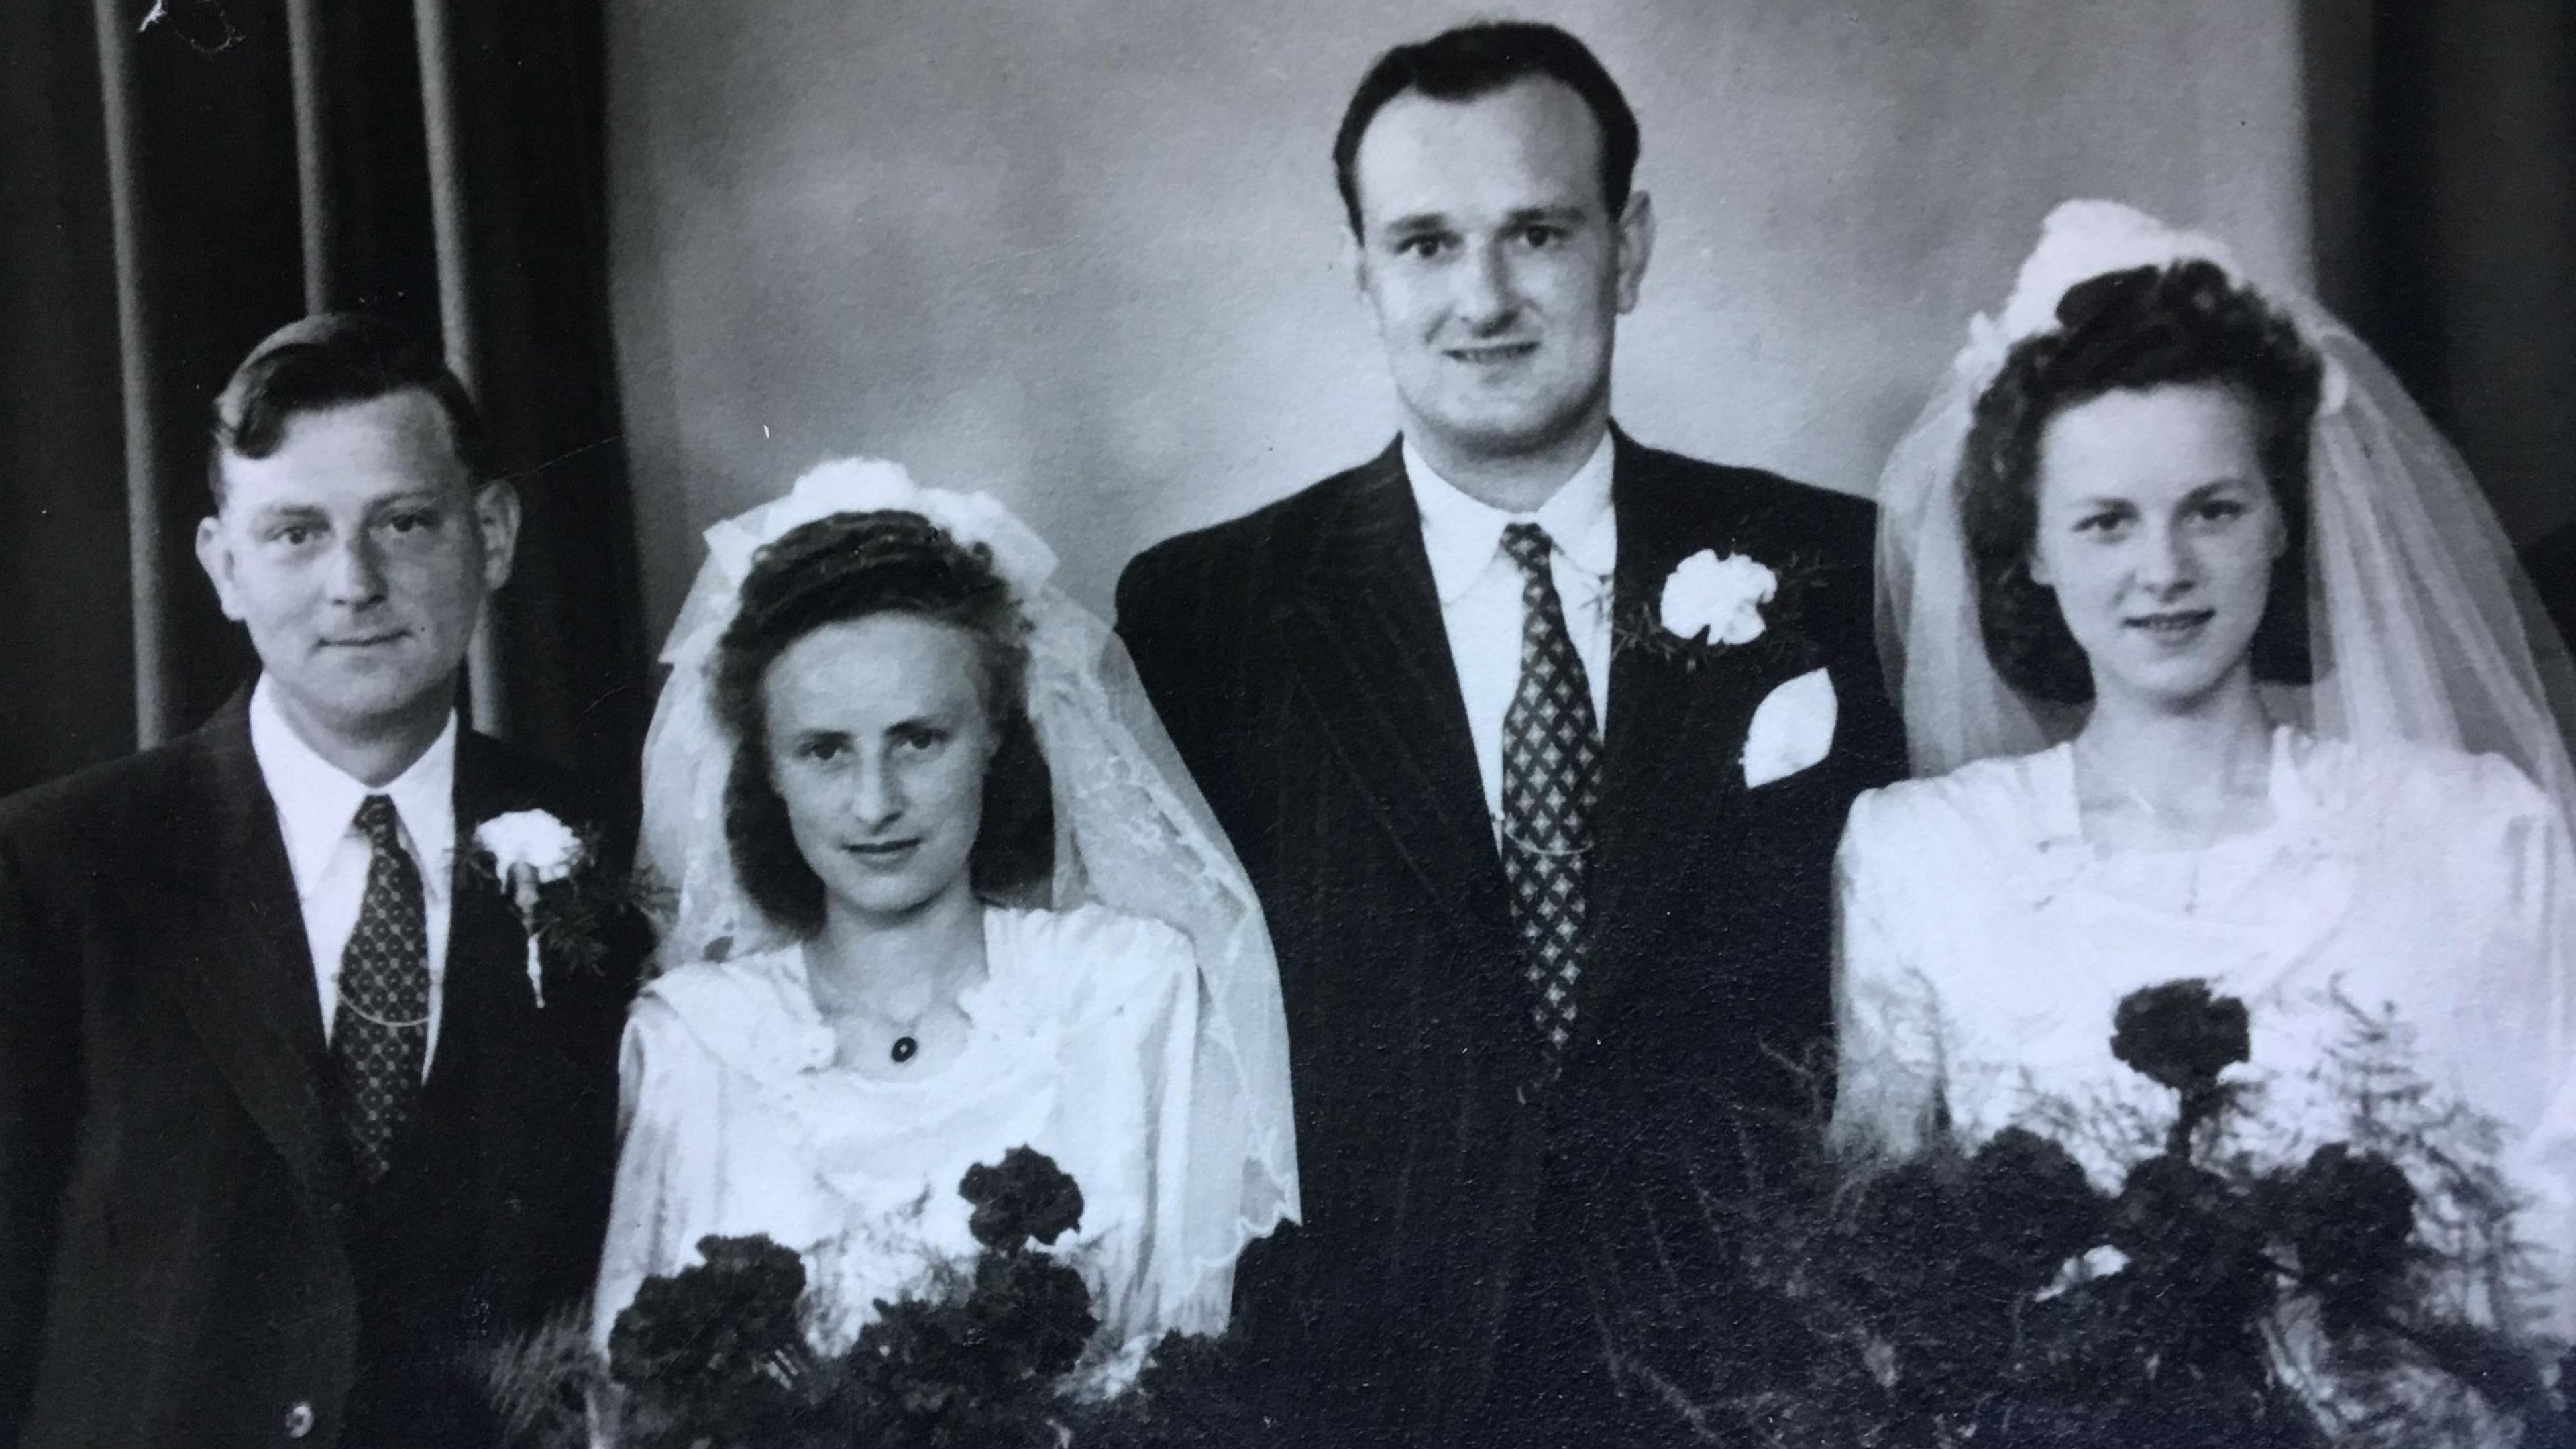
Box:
[0,315,643,1448]
[1117,22,1905,1446]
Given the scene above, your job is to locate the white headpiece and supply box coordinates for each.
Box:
[639,458,1299,1331]
[1876,200,2576,830]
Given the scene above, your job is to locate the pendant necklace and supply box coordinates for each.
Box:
[813,974,938,1067]
[2112,778,2206,917]
[2076,708,2273,920]
[2078,748,2260,918]
[873,1000,931,1065]
[810,929,987,1070]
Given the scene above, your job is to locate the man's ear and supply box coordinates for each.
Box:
[1613,190,1656,315]
[194,514,247,622]
[473,479,522,593]
[1341,224,1370,301]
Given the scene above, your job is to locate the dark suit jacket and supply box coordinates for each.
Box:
[2527,519,2576,655]
[0,693,644,1449]
[1116,431,1906,1446]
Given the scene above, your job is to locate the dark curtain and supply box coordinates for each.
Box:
[0,0,646,798]
[2304,0,2576,608]
[0,1,129,790]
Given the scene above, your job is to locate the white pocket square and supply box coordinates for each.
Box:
[1742,667,1837,788]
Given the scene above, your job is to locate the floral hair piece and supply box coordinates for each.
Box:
[1951,199,2347,415]
[663,458,1059,674]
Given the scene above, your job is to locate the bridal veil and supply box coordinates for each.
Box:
[1875,199,2576,840]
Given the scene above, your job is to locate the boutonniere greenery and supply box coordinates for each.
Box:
[1613,545,1825,672]
[467,810,616,1006]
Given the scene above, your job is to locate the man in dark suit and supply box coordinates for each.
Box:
[1116,23,1905,1446]
[2528,518,2576,655]
[0,315,643,1448]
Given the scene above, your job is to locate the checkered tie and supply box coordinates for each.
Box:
[1497,523,1599,1064]
[333,794,429,1183]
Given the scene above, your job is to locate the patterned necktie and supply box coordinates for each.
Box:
[1497,522,1601,1066]
[333,794,429,1183]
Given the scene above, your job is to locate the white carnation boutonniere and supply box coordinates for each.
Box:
[1614,543,1820,677]
[1660,549,1780,647]
[473,810,590,1008]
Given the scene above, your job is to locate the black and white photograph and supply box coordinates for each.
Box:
[4,3,2575,1446]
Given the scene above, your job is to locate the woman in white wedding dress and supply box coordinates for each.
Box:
[592,462,1297,1383]
[1834,202,2576,1369]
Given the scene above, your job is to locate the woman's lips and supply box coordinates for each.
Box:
[843,839,921,864]
[2125,608,2215,641]
[323,629,410,649]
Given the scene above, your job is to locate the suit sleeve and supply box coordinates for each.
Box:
[0,828,80,1443]
[1114,541,1220,795]
[1830,496,1909,796]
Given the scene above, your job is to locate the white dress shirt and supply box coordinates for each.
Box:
[248,676,458,1069]
[1403,433,1618,826]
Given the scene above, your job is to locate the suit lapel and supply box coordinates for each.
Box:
[160,706,553,1228]
[155,698,353,1220]
[1586,435,1773,1004]
[1595,431,1750,816]
[419,733,545,1186]
[1274,443,1517,943]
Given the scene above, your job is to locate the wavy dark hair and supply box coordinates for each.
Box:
[711,511,1052,936]
[1960,260,2324,705]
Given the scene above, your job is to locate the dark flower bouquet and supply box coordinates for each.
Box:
[1607,981,2575,1448]
[487,1146,1285,1449]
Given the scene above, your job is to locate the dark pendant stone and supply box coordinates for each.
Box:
[891,1035,918,1064]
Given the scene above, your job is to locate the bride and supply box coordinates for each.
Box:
[592,460,1297,1381]
[1834,203,2576,1382]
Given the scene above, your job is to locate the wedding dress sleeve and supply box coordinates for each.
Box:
[2477,759,2576,1334]
[1046,908,1207,1364]
[590,989,732,1350]
[1829,784,1955,1162]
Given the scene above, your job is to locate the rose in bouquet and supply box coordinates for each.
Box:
[1606,981,2575,1449]
[487,1147,1285,1448]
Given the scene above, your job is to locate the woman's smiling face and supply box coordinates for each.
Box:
[761,614,997,925]
[2029,382,2288,714]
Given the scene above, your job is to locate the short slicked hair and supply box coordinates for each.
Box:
[1332,21,1641,238]
[207,312,484,507]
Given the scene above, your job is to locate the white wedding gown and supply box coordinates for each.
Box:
[1833,728,2576,1338]
[593,903,1205,1382]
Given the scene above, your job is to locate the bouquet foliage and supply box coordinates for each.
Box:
[488,1146,1283,1448]
[1609,981,2575,1448]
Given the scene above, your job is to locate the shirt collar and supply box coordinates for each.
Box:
[1403,431,1617,606]
[248,676,460,884]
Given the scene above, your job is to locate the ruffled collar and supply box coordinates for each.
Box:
[656,909,1044,1089]
[2014,727,2347,918]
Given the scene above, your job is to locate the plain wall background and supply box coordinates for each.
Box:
[606,0,2310,632]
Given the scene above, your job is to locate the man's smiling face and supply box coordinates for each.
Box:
[1350,74,1650,469]
[197,389,516,755]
